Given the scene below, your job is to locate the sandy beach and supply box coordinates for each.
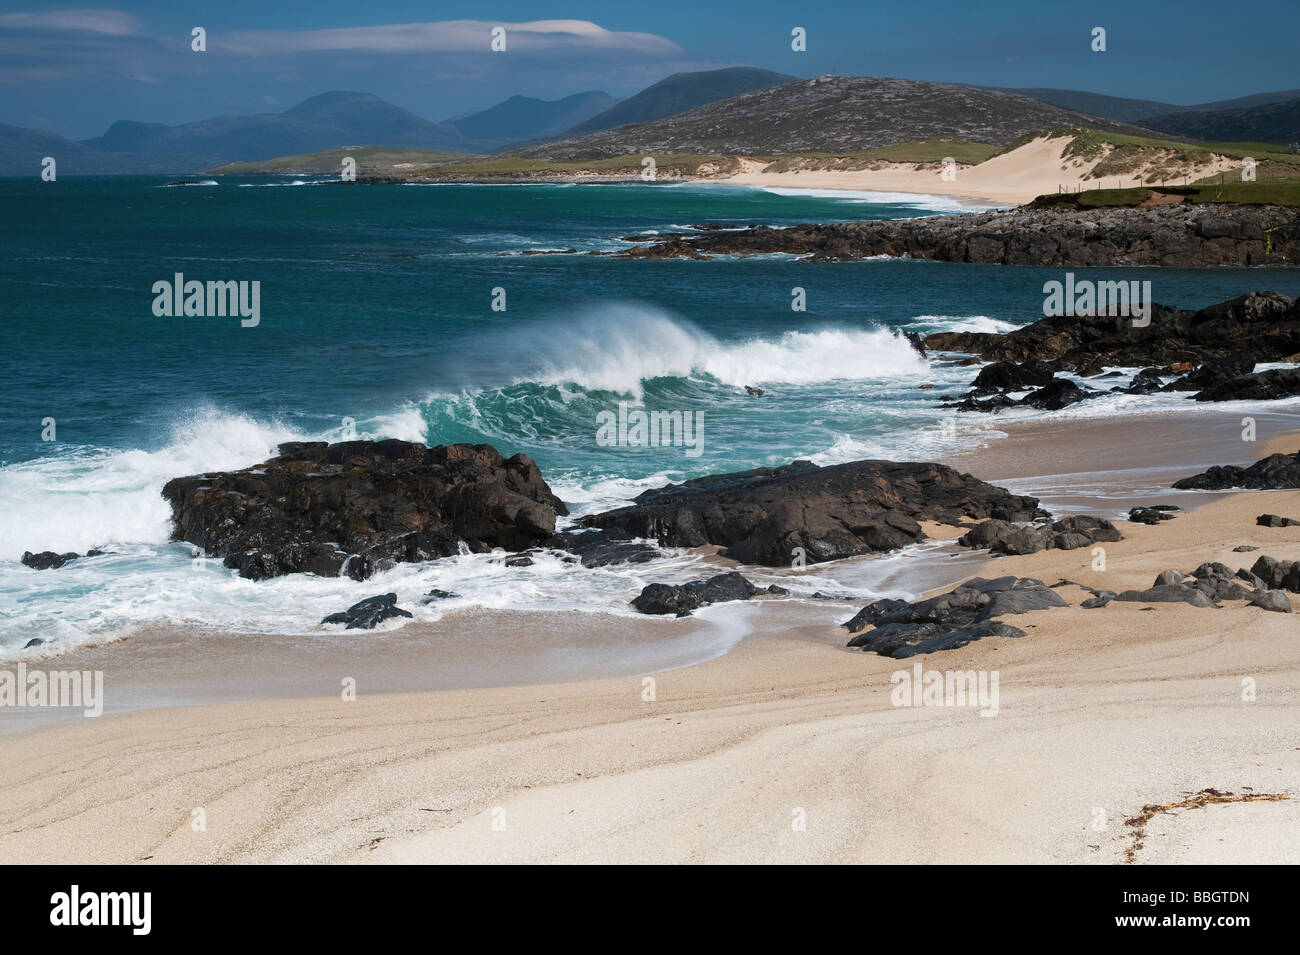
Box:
[0,414,1295,865]
[707,135,1241,206]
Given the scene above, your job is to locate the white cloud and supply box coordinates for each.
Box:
[215,19,682,57]
[0,9,141,36]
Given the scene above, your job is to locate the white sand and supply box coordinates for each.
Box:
[710,135,1241,205]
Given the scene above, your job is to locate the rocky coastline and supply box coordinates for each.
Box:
[615,203,1300,266]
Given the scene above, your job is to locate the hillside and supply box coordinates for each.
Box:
[1138,98,1300,145]
[447,92,618,147]
[81,92,472,163]
[998,88,1177,123]
[514,76,1151,160]
[560,67,797,137]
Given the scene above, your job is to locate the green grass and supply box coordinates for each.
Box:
[1031,179,1300,208]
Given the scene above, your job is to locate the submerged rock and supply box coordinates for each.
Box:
[321,593,414,630]
[20,551,81,570]
[631,572,780,616]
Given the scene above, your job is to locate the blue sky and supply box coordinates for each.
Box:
[3,1,1299,139]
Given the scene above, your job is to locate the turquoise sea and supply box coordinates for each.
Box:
[3,174,1299,653]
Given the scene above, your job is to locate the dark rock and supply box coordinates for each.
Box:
[631,572,763,616]
[1194,369,1300,402]
[958,515,1121,555]
[20,551,81,570]
[504,555,534,567]
[22,638,46,649]
[419,589,459,604]
[321,593,414,630]
[627,208,1300,269]
[551,530,661,568]
[162,440,567,581]
[925,291,1300,368]
[970,360,1056,391]
[1234,545,1260,552]
[1250,555,1300,592]
[1114,585,1214,608]
[844,575,1063,658]
[1162,353,1256,392]
[1236,568,1268,589]
[1249,590,1293,613]
[840,598,912,632]
[1126,368,1166,394]
[1154,569,1184,586]
[1257,513,1300,527]
[1081,592,1116,609]
[1020,378,1098,411]
[1173,451,1300,490]
[1129,505,1179,524]
[1190,561,1235,580]
[584,458,1041,567]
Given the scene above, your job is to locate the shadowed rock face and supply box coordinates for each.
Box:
[161,440,568,581]
[581,459,1043,567]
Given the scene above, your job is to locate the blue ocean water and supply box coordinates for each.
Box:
[3,174,1299,653]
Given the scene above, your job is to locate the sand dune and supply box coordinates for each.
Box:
[711,135,1241,205]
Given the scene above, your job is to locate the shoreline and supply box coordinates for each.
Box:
[0,418,1297,863]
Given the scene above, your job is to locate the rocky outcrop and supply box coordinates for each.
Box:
[926,292,1300,369]
[582,459,1043,567]
[842,576,1066,658]
[1172,451,1300,490]
[162,440,568,581]
[631,572,785,616]
[619,205,1300,266]
[321,593,413,630]
[957,515,1122,555]
[19,549,104,570]
[1192,368,1300,402]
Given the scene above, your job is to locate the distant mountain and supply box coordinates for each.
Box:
[1138,98,1300,144]
[1170,89,1300,113]
[447,92,618,148]
[516,75,1149,160]
[561,67,797,137]
[81,91,471,162]
[0,124,209,175]
[998,88,1177,123]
